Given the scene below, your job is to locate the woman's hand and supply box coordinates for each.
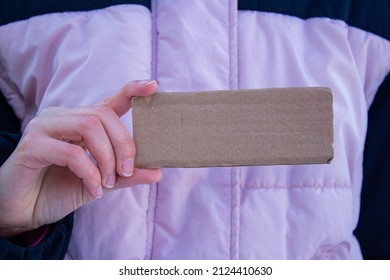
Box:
[0,80,162,237]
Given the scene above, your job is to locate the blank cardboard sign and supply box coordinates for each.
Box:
[132,87,333,168]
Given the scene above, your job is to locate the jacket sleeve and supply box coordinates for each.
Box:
[0,214,74,260]
[0,131,74,259]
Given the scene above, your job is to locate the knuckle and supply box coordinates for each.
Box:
[65,144,85,159]
[25,114,49,132]
[84,166,99,183]
[21,131,37,143]
[120,139,136,157]
[23,118,40,133]
[78,114,101,130]
[38,106,57,117]
[98,152,116,166]
[16,132,38,152]
[118,137,134,146]
[94,104,114,116]
[20,122,43,145]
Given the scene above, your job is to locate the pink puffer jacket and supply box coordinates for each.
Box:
[0,0,389,259]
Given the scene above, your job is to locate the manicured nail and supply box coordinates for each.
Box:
[121,158,134,177]
[95,186,103,198]
[104,174,115,189]
[137,79,157,87]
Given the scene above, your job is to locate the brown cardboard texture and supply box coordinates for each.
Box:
[132,87,334,168]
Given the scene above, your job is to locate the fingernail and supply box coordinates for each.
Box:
[104,174,115,189]
[137,79,157,87]
[95,186,103,198]
[122,158,134,177]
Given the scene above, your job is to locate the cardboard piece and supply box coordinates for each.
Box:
[132,87,333,168]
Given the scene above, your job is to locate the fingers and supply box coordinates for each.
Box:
[40,105,137,186]
[21,135,162,199]
[100,79,158,117]
[108,168,162,190]
[26,136,103,198]
[28,80,160,198]
[46,139,162,198]
[38,113,118,189]
[94,79,158,178]
[93,104,135,178]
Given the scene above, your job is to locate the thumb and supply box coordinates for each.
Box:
[100,80,157,117]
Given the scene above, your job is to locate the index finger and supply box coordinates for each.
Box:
[100,80,158,117]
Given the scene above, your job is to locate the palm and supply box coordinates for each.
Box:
[34,165,93,226]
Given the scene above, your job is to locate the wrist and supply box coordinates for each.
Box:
[1,225,49,247]
[9,225,49,247]
[0,225,33,238]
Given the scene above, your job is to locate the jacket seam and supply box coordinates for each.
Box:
[143,0,158,260]
[230,167,241,259]
[228,0,238,90]
[151,0,158,81]
[144,183,158,259]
